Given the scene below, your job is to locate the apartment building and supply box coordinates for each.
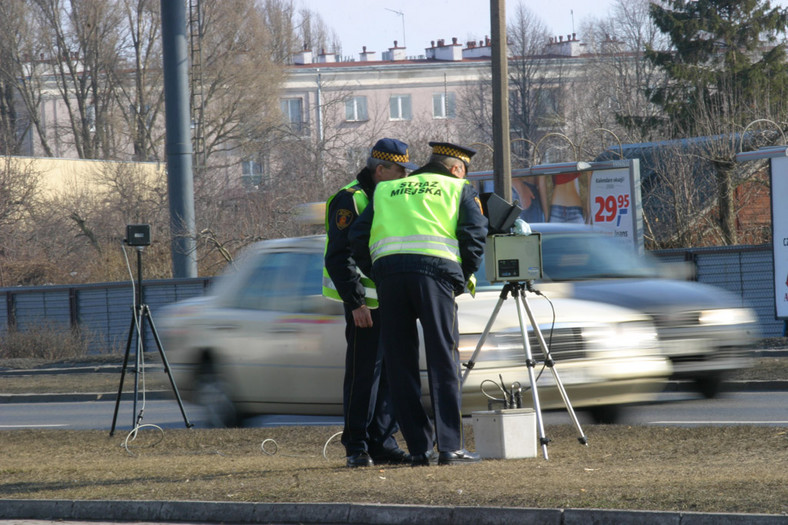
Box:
[265,33,593,183]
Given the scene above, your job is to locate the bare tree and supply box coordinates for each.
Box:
[195,0,284,164]
[0,156,43,286]
[112,0,165,162]
[30,0,126,159]
[562,0,670,159]
[0,0,54,156]
[507,4,555,164]
[260,0,298,63]
[0,156,40,233]
[297,6,341,58]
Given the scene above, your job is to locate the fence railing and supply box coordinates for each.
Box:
[1,278,211,354]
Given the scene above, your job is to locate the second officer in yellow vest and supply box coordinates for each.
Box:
[349,141,488,466]
[323,138,416,468]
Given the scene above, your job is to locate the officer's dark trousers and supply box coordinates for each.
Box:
[377,272,464,454]
[341,304,399,456]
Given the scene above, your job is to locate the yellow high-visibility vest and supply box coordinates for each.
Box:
[322,181,378,308]
[370,173,467,264]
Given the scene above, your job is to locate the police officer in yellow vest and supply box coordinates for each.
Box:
[349,141,488,466]
[323,138,417,468]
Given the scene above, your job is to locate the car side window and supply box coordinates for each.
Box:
[232,251,315,312]
[299,252,324,297]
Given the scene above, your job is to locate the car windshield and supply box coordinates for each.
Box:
[540,233,660,281]
[476,232,661,286]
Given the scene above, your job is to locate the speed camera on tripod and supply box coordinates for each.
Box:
[479,192,543,283]
[486,233,542,282]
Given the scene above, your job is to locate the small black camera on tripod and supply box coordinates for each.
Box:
[111,222,192,435]
[124,224,151,247]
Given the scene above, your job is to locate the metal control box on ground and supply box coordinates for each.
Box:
[471,409,537,459]
[485,233,543,283]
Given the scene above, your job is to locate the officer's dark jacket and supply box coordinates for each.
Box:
[324,167,376,310]
[349,162,488,295]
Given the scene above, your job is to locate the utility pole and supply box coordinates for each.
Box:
[491,0,512,202]
[160,0,197,278]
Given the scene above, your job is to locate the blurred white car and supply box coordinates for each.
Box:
[476,223,759,398]
[158,235,671,426]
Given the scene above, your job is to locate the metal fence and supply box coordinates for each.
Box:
[1,278,211,354]
[654,244,782,337]
[0,244,784,354]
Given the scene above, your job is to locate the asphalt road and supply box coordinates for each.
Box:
[2,390,787,431]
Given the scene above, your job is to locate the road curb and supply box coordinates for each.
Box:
[724,379,788,391]
[0,499,785,525]
[660,379,788,393]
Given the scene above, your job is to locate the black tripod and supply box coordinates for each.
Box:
[462,280,587,459]
[110,246,192,436]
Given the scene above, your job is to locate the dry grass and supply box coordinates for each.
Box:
[0,369,169,394]
[0,426,786,515]
[1,343,787,516]
[0,322,93,360]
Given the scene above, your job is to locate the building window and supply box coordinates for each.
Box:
[86,105,96,132]
[241,159,264,188]
[389,94,412,121]
[433,92,456,119]
[535,88,559,118]
[280,98,305,133]
[345,96,368,122]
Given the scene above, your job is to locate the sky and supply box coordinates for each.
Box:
[297,0,618,58]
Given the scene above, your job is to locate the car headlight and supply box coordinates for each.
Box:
[582,321,659,359]
[459,320,659,366]
[698,308,756,327]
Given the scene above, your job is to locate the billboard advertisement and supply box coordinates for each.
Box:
[771,156,788,319]
[587,159,643,252]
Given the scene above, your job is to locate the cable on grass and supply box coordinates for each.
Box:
[260,430,344,461]
[123,423,164,456]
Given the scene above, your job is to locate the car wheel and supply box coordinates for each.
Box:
[196,360,240,428]
[695,373,723,399]
[587,404,622,424]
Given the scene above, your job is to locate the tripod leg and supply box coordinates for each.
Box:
[143,306,193,428]
[513,285,550,460]
[461,285,510,385]
[110,309,139,436]
[521,293,588,446]
[133,306,143,427]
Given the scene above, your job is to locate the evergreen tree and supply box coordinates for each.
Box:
[648,0,788,132]
[645,0,788,244]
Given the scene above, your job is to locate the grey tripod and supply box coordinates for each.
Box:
[109,246,192,436]
[461,281,588,459]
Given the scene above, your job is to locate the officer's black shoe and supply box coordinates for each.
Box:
[410,450,438,467]
[371,447,411,465]
[346,451,373,468]
[438,449,481,465]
